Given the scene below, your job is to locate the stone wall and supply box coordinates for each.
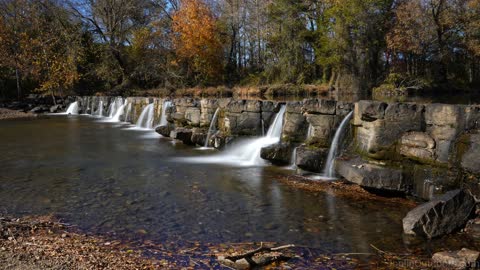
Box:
[338,100,480,200]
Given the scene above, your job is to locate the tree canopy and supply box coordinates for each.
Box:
[0,0,479,99]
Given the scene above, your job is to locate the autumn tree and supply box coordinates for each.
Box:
[172,0,223,84]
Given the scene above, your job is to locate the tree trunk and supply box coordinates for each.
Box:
[15,67,21,100]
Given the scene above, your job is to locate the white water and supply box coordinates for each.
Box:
[179,105,286,167]
[97,101,104,117]
[110,100,128,122]
[124,102,132,122]
[204,108,220,148]
[323,111,353,178]
[107,97,124,119]
[66,102,79,115]
[136,104,155,129]
[159,100,172,127]
[289,147,297,170]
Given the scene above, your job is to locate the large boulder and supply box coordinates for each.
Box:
[155,124,174,137]
[260,143,292,165]
[185,107,201,127]
[432,248,480,270]
[170,127,194,145]
[295,145,329,173]
[403,189,475,238]
[335,158,407,192]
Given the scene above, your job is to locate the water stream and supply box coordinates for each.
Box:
[65,101,79,115]
[136,103,155,129]
[323,111,354,178]
[204,108,220,148]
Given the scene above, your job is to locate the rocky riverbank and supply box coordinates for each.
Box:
[0,108,37,120]
[1,214,461,270]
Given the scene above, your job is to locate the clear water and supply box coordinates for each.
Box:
[0,116,475,255]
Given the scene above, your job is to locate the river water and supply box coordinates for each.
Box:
[0,115,475,256]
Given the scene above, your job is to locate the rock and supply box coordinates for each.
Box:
[185,107,201,126]
[170,128,194,145]
[432,248,480,270]
[403,189,475,238]
[30,106,48,113]
[459,133,480,175]
[399,132,436,163]
[260,143,292,165]
[155,124,174,137]
[305,114,336,147]
[282,109,307,143]
[191,129,207,146]
[295,145,329,173]
[465,218,480,239]
[354,101,423,159]
[49,105,61,113]
[302,99,336,115]
[412,165,458,200]
[336,158,407,192]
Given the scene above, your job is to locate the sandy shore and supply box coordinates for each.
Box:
[0,108,37,120]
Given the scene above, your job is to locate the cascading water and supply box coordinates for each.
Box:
[110,100,128,122]
[66,102,79,115]
[261,119,265,137]
[159,100,172,127]
[124,102,132,123]
[178,105,286,166]
[97,101,104,117]
[204,108,220,148]
[322,111,353,178]
[136,103,155,129]
[108,97,124,118]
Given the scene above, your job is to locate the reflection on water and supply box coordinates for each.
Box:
[0,116,475,255]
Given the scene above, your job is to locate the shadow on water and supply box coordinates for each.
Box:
[0,115,477,256]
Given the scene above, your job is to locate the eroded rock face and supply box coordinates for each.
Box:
[305,114,335,147]
[171,127,194,145]
[295,145,328,173]
[460,133,480,175]
[191,129,207,146]
[412,165,458,200]
[353,101,424,159]
[185,107,201,127]
[335,158,407,192]
[399,132,436,163]
[432,248,480,270]
[403,189,475,238]
[260,143,292,165]
[282,102,307,142]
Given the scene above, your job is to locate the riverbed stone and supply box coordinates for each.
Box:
[432,248,480,270]
[295,145,329,173]
[403,189,475,238]
[412,165,458,200]
[260,143,292,165]
[336,158,407,192]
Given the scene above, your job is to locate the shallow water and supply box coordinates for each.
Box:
[0,116,475,256]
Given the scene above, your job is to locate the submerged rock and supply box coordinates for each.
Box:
[432,248,480,270]
[295,145,328,173]
[335,158,407,192]
[403,189,475,238]
[260,143,292,165]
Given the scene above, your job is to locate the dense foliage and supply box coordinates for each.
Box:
[0,0,479,99]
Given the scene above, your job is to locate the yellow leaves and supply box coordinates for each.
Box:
[172,0,223,82]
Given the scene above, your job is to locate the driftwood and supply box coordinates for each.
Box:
[218,243,295,269]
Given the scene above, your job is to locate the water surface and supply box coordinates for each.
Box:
[0,116,472,256]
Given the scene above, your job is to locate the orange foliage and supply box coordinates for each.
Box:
[172,0,223,83]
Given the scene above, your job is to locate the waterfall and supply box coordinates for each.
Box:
[110,100,128,122]
[178,105,287,167]
[108,97,124,118]
[66,101,79,115]
[289,147,297,169]
[323,111,353,178]
[204,108,220,147]
[97,101,104,117]
[307,123,313,139]
[136,103,155,129]
[159,100,172,127]
[261,119,265,137]
[124,102,132,123]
